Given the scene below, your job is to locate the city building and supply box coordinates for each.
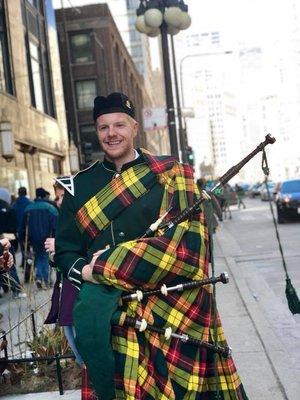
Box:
[0,0,69,197]
[175,29,239,178]
[55,2,148,166]
[102,0,169,155]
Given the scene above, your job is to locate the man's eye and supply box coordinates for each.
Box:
[116,123,125,128]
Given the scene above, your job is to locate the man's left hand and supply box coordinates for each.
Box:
[82,248,107,283]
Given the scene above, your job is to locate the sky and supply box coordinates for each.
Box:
[52,0,289,67]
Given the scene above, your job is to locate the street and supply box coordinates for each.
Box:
[215,197,300,400]
[217,197,299,305]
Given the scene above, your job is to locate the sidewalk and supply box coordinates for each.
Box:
[2,221,299,399]
[214,223,299,400]
[0,390,80,399]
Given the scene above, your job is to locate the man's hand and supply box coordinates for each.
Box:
[44,238,55,253]
[82,248,107,283]
[0,252,14,271]
[0,238,11,252]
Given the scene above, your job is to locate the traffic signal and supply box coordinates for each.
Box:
[82,142,93,167]
[186,146,195,167]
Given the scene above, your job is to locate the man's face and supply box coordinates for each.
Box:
[96,112,138,164]
[55,188,65,208]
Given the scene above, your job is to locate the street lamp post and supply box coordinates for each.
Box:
[135,0,191,159]
[170,35,186,162]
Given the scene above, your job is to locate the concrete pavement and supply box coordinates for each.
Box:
[214,218,299,400]
[1,210,299,399]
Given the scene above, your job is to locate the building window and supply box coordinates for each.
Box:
[80,124,100,153]
[70,33,93,63]
[75,80,96,109]
[0,0,14,94]
[39,153,61,174]
[126,0,138,9]
[131,45,143,58]
[129,29,140,42]
[22,0,55,116]
[29,40,44,111]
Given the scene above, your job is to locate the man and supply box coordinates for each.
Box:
[235,184,246,209]
[0,188,26,298]
[22,187,58,289]
[0,237,14,307]
[12,187,32,234]
[12,187,32,278]
[55,92,248,400]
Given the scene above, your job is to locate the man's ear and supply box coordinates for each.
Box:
[130,118,138,138]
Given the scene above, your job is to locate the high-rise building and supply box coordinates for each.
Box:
[175,29,239,178]
[0,0,69,196]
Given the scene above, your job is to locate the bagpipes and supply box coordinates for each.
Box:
[115,135,276,358]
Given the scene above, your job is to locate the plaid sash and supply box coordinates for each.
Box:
[90,160,247,399]
[76,154,175,239]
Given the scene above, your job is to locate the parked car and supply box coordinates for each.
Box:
[260,182,276,201]
[276,178,300,223]
[248,183,263,198]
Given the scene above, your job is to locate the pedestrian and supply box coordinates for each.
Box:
[55,92,248,400]
[12,187,32,277]
[235,183,246,209]
[21,187,58,289]
[0,237,15,304]
[0,188,26,298]
[44,181,83,366]
[223,183,233,219]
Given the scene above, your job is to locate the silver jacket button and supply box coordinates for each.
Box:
[118,231,125,237]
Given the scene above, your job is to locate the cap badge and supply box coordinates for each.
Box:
[125,100,131,109]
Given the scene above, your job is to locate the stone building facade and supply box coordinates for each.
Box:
[0,0,69,198]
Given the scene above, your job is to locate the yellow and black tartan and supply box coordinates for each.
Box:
[75,154,248,400]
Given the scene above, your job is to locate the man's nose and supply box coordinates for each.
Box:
[107,125,117,137]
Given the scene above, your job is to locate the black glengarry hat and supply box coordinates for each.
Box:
[93,92,135,121]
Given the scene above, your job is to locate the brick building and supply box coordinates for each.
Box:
[55,3,148,166]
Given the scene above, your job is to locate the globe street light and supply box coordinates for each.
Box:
[135,0,191,159]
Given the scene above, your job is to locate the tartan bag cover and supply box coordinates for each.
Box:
[77,153,248,400]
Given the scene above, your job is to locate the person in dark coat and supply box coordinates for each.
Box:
[21,187,58,289]
[44,181,83,366]
[0,188,26,298]
[12,187,32,276]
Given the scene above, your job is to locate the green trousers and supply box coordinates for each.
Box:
[73,282,121,400]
